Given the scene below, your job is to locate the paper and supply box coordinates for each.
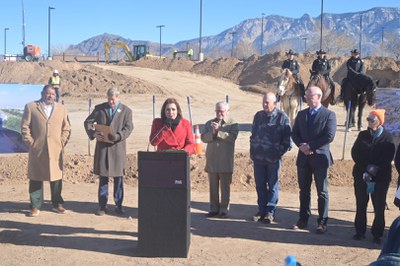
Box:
[94,124,113,144]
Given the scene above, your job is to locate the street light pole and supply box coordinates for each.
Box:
[156,25,165,59]
[381,27,384,57]
[302,37,307,53]
[359,14,362,57]
[4,28,9,58]
[199,0,203,61]
[230,31,236,57]
[320,0,323,50]
[260,13,265,55]
[48,6,55,59]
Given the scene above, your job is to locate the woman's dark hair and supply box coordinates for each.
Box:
[160,98,183,120]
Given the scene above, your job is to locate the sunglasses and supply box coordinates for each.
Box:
[366,117,378,122]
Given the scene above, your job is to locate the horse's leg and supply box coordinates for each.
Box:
[289,96,297,127]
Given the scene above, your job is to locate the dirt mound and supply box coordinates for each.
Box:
[0,61,164,98]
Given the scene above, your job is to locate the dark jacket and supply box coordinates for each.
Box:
[347,57,365,79]
[351,129,395,183]
[282,59,300,75]
[312,58,331,77]
[250,108,291,164]
[370,216,400,265]
[291,106,336,169]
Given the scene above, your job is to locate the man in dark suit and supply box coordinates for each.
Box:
[291,86,337,233]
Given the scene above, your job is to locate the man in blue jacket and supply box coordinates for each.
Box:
[291,86,337,233]
[250,92,291,223]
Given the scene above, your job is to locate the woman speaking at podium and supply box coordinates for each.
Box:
[149,98,195,155]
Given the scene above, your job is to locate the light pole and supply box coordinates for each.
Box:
[381,27,384,57]
[48,6,55,59]
[156,25,165,58]
[359,14,362,56]
[4,28,9,58]
[302,37,307,53]
[230,31,236,57]
[199,0,203,61]
[320,0,323,50]
[260,13,265,55]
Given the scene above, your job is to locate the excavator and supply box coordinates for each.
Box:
[104,40,149,63]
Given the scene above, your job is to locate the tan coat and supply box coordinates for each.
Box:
[201,118,239,173]
[21,101,71,181]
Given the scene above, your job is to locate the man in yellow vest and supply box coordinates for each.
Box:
[49,69,61,102]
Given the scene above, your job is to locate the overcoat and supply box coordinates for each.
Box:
[21,100,71,181]
[84,102,133,177]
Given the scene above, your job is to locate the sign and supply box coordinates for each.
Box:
[0,84,43,153]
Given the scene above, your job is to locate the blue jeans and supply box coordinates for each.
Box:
[297,166,329,225]
[253,161,281,216]
[98,176,124,209]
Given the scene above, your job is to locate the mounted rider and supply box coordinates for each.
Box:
[282,49,305,98]
[311,49,336,105]
[337,49,365,102]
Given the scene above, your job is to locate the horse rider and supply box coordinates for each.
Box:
[311,49,336,105]
[337,49,365,102]
[282,49,305,98]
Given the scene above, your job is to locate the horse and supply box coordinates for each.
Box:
[342,73,378,131]
[276,68,302,125]
[307,70,334,108]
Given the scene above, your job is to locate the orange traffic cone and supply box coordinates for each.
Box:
[194,125,202,155]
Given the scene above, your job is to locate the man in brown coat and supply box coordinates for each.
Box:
[84,88,133,216]
[21,85,71,217]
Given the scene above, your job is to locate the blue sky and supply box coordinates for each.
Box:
[1,0,399,55]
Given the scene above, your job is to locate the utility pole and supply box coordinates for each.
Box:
[48,6,55,59]
[156,25,165,59]
[381,27,384,57]
[21,0,26,48]
[359,14,362,57]
[260,13,265,55]
[198,0,203,61]
[230,31,236,57]
[320,0,324,50]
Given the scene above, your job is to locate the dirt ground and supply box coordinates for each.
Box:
[1,60,400,265]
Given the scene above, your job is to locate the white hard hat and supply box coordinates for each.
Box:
[53,69,59,74]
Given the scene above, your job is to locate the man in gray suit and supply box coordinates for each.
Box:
[84,88,133,216]
[291,86,336,233]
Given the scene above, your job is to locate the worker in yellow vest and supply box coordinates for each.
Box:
[49,69,61,102]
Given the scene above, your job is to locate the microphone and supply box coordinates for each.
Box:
[147,125,167,152]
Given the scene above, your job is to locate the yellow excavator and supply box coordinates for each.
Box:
[104,40,149,63]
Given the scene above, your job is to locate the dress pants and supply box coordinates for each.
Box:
[254,161,281,216]
[297,166,329,225]
[208,172,232,214]
[29,179,64,209]
[98,176,124,209]
[354,177,390,238]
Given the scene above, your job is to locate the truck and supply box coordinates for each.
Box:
[3,45,42,62]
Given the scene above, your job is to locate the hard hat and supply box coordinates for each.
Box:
[54,69,59,74]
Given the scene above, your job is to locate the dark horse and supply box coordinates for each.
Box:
[342,74,378,130]
[307,70,334,108]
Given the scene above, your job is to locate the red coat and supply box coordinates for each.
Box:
[150,118,195,155]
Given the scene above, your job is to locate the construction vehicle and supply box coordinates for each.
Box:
[104,40,149,63]
[22,45,41,61]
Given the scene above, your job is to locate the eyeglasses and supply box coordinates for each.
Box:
[215,110,226,113]
[366,117,378,122]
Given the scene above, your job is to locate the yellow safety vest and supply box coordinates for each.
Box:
[50,76,60,85]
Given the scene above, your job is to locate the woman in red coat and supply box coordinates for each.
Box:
[149,98,195,154]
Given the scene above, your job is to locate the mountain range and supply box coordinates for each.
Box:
[66,7,400,60]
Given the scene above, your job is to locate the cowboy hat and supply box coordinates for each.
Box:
[316,49,326,55]
[286,49,297,56]
[351,49,359,54]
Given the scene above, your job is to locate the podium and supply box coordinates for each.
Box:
[137,151,191,257]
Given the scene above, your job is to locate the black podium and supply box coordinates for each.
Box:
[137,151,191,257]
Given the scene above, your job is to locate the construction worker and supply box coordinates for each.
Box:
[311,49,336,105]
[337,49,365,102]
[173,49,178,59]
[49,69,61,102]
[187,49,193,59]
[282,49,305,98]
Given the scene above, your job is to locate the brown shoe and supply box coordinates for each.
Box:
[52,205,67,214]
[316,223,327,234]
[293,219,308,230]
[28,208,40,217]
[263,214,274,224]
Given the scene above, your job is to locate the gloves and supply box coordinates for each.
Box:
[165,118,174,128]
[362,172,372,182]
[366,164,379,176]
[108,133,121,142]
